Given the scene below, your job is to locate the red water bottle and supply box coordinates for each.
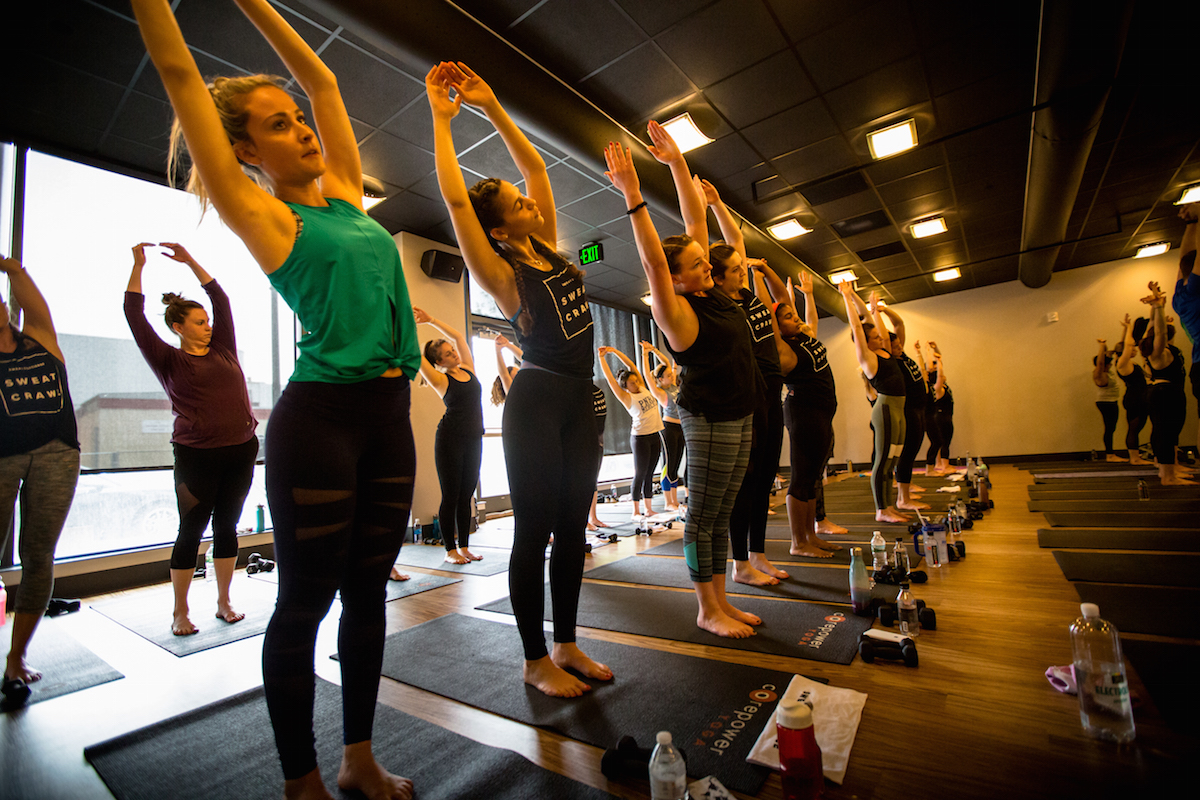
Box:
[776,697,823,799]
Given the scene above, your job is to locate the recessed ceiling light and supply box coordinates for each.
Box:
[910,217,947,239]
[1177,186,1200,205]
[362,173,387,210]
[867,119,917,160]
[661,113,713,154]
[1135,242,1169,258]
[362,195,385,210]
[767,219,811,240]
[829,269,858,284]
[641,294,653,306]
[933,267,961,282]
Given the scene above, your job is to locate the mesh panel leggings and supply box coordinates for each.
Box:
[631,432,663,503]
[659,420,685,485]
[1096,401,1119,455]
[894,403,926,484]
[170,437,258,569]
[262,377,415,780]
[679,410,753,582]
[434,426,483,551]
[503,369,600,661]
[871,394,906,511]
[730,388,783,560]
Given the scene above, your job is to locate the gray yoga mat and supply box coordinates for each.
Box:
[1052,551,1199,588]
[1033,470,1158,480]
[584,555,900,605]
[764,521,915,540]
[0,618,123,711]
[478,580,873,664]
[1073,583,1200,638]
[84,677,616,800]
[1043,511,1199,529]
[1027,484,1200,500]
[1029,498,1200,513]
[393,544,515,576]
[90,574,278,657]
[1017,460,1158,472]
[367,613,784,795]
[1037,528,1200,551]
[638,537,921,566]
[250,568,461,602]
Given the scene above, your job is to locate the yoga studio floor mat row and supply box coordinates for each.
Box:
[1072,583,1200,638]
[366,613,785,794]
[84,677,615,800]
[640,536,921,566]
[1038,527,1200,551]
[478,581,872,663]
[1051,551,1198,588]
[392,543,514,576]
[1042,510,1198,528]
[251,568,460,601]
[1028,483,1200,500]
[1028,498,1200,513]
[0,619,123,711]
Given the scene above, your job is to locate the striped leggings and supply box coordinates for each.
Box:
[871,394,906,511]
[679,410,753,582]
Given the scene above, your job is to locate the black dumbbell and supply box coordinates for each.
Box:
[877,600,937,630]
[600,736,688,781]
[247,552,276,574]
[858,636,918,668]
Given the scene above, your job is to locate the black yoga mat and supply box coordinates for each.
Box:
[90,573,278,657]
[1037,528,1200,551]
[1029,498,1200,513]
[478,581,872,664]
[765,521,916,539]
[393,544,515,576]
[0,618,122,711]
[1027,484,1200,500]
[368,613,786,795]
[638,537,921,566]
[1073,583,1200,638]
[1122,638,1200,736]
[584,555,900,605]
[250,568,461,602]
[84,677,615,800]
[1033,469,1157,480]
[1017,460,1158,472]
[1052,551,1199,588]
[1043,511,1199,529]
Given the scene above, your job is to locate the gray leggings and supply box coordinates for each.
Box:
[679,410,753,582]
[0,440,80,614]
[871,394,906,511]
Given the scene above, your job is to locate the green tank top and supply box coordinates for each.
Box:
[269,199,420,383]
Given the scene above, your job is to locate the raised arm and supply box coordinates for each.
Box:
[126,242,154,294]
[597,346,632,406]
[795,270,818,338]
[702,178,745,271]
[646,122,707,256]
[867,291,887,338]
[840,281,878,377]
[3,257,63,362]
[879,304,906,349]
[494,334,521,394]
[931,354,947,401]
[640,341,669,406]
[912,340,929,385]
[414,306,474,372]
[1142,281,1169,363]
[1092,340,1109,386]
[1116,315,1137,374]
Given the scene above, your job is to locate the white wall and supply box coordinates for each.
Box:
[821,250,1195,463]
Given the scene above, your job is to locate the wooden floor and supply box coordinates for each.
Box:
[1,465,1192,799]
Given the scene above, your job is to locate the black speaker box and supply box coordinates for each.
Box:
[420,250,466,283]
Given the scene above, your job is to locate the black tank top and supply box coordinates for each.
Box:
[439,369,484,437]
[781,333,837,413]
[928,374,953,412]
[1150,345,1186,385]
[897,353,926,409]
[735,287,782,383]
[1118,364,1148,406]
[593,384,607,436]
[667,291,758,421]
[507,254,594,380]
[0,333,80,457]
[868,353,906,396]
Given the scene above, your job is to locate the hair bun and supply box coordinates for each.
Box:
[162,292,182,306]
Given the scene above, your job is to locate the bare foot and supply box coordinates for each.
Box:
[732,561,779,586]
[338,742,413,800]
[815,520,848,535]
[389,568,410,581]
[1129,457,1153,465]
[589,519,609,528]
[814,537,843,551]
[552,642,613,681]
[876,508,910,523]
[697,609,756,638]
[524,655,591,697]
[5,658,42,684]
[1106,453,1129,462]
[587,521,597,531]
[897,500,931,511]
[284,768,337,800]
[172,612,198,636]
[215,604,244,624]
[1163,476,1198,485]
[459,548,483,561]
[789,543,835,558]
[444,551,469,565]
[719,597,763,627]
[749,553,789,580]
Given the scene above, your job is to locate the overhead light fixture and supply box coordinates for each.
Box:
[362,195,386,211]
[933,267,961,282]
[767,219,811,240]
[910,217,947,239]
[867,119,917,160]
[660,113,713,154]
[641,294,653,306]
[1135,242,1169,258]
[829,269,858,285]
[1177,186,1200,205]
[362,174,387,211]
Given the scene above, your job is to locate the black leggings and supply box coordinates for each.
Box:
[1096,401,1119,455]
[434,425,483,550]
[262,377,415,780]
[169,437,258,569]
[1148,383,1186,464]
[784,400,835,502]
[631,432,663,503]
[659,420,685,486]
[503,369,599,661]
[894,403,926,484]
[730,387,784,560]
[925,406,954,464]
[871,394,906,510]
[1124,402,1148,451]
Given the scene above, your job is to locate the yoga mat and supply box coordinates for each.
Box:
[1052,551,1198,588]
[1029,498,1200,513]
[250,569,461,602]
[1043,511,1199,529]
[369,613,786,795]
[584,555,899,605]
[84,677,616,800]
[90,573,278,657]
[393,544,514,576]
[638,537,921,566]
[1027,484,1200,500]
[1016,461,1158,472]
[0,618,123,710]
[1037,528,1200,551]
[1073,583,1200,638]
[1122,638,1200,735]
[764,521,914,540]
[1033,470,1158,480]
[477,581,872,664]
[1032,474,1161,486]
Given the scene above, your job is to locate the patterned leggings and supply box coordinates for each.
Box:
[679,410,753,582]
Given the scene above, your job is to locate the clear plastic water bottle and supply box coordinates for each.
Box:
[776,698,824,800]
[923,532,941,567]
[205,546,215,582]
[849,547,871,615]
[1070,603,1135,742]
[413,517,421,545]
[893,537,910,573]
[897,583,919,637]
[870,531,887,571]
[647,730,687,800]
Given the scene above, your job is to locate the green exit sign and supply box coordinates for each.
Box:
[579,241,604,265]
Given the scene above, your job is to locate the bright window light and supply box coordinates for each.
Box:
[867,119,917,160]
[363,195,385,210]
[829,269,858,284]
[661,113,713,154]
[911,217,947,239]
[641,294,653,306]
[933,267,961,282]
[1135,242,1169,258]
[1177,186,1200,205]
[767,219,811,240]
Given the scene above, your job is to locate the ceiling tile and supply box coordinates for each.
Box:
[559,187,629,228]
[655,0,788,88]
[358,131,435,189]
[317,40,424,127]
[814,192,883,226]
[742,98,840,161]
[768,0,879,44]
[798,0,919,92]
[705,51,816,129]
[772,137,860,187]
[614,0,713,36]
[581,44,695,123]
[370,190,449,233]
[823,56,930,132]
[383,103,493,154]
[687,134,763,182]
[875,167,950,205]
[23,2,147,86]
[511,1,647,83]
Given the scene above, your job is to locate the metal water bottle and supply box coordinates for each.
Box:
[849,548,871,615]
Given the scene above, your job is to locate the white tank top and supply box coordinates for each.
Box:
[624,387,665,436]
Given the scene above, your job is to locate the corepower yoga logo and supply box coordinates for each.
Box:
[693,685,779,757]
[799,612,848,649]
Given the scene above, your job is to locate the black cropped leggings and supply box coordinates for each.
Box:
[434,424,483,551]
[1096,401,1119,455]
[894,402,926,484]
[730,384,784,560]
[659,420,685,486]
[169,437,258,570]
[503,369,599,661]
[785,401,835,502]
[262,377,415,780]
[1124,399,1148,451]
[925,405,954,464]
[631,432,663,503]
[1148,382,1186,465]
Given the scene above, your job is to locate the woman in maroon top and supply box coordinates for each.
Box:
[125,242,258,636]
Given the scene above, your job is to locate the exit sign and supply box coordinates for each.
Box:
[579,241,604,265]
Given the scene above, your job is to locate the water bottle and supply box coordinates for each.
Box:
[966,456,977,481]
[0,576,7,625]
[897,583,919,637]
[413,517,422,545]
[1070,603,1135,742]
[776,696,824,800]
[205,546,215,582]
[256,504,265,532]
[849,547,871,615]
[923,533,941,567]
[647,731,687,800]
[870,531,887,571]
[893,538,910,573]
[1137,480,1148,500]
